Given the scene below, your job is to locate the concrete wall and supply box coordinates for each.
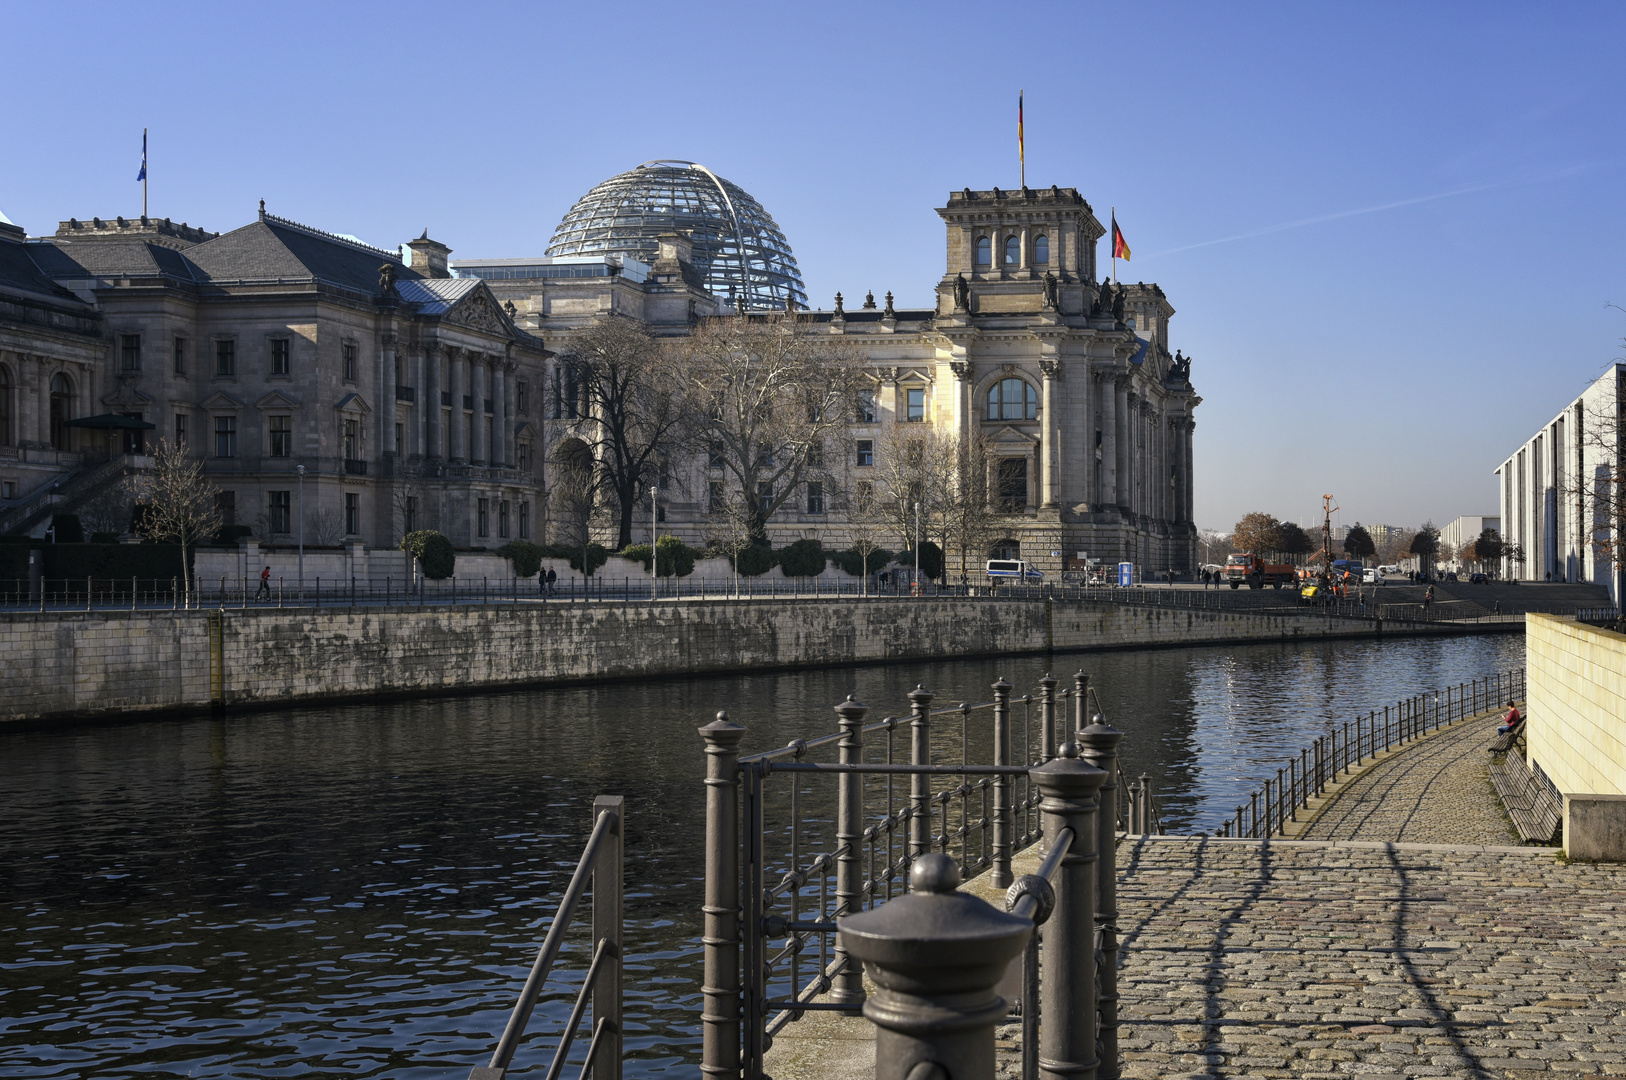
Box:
[1526,613,1626,859]
[1,598,1477,724]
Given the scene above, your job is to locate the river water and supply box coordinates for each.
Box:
[0,632,1523,1079]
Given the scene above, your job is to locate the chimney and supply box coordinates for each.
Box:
[406,229,451,278]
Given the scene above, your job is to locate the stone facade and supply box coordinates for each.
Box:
[486,187,1202,577]
[7,209,548,548]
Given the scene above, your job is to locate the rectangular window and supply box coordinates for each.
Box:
[403,496,416,534]
[518,501,530,539]
[174,412,188,448]
[855,390,875,423]
[270,338,290,376]
[709,480,726,513]
[395,421,404,454]
[708,443,725,469]
[807,441,824,467]
[906,388,926,422]
[1,481,15,500]
[269,490,291,534]
[499,499,511,538]
[173,336,187,375]
[517,380,529,414]
[518,441,532,471]
[758,482,773,515]
[344,492,360,535]
[477,497,489,537]
[215,491,236,527]
[342,342,358,382]
[214,416,237,458]
[121,334,141,372]
[343,418,358,461]
[269,415,292,457]
[807,481,824,515]
[856,480,874,513]
[215,339,235,377]
[855,439,874,467]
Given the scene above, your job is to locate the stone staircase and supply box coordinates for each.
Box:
[0,452,152,537]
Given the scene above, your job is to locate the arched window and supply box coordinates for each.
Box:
[49,373,72,450]
[986,377,1038,421]
[1004,235,1020,266]
[975,235,991,266]
[0,365,11,447]
[1033,234,1049,265]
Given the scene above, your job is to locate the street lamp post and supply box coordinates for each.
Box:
[296,465,305,602]
[650,484,658,601]
[913,500,921,592]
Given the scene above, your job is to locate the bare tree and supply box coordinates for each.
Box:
[310,508,345,547]
[940,430,999,581]
[549,442,605,575]
[123,438,221,607]
[560,317,698,549]
[1558,394,1625,573]
[79,485,134,537]
[871,425,950,551]
[389,477,433,546]
[680,312,865,543]
[701,494,756,597]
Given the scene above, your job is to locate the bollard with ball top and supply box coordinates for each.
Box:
[838,853,1031,1080]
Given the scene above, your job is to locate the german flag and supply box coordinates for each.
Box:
[1112,214,1131,261]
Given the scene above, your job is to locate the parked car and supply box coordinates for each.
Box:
[1362,568,1380,584]
[1469,572,1488,584]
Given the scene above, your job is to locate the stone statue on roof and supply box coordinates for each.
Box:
[864,290,876,309]
[1042,272,1059,310]
[953,273,971,312]
[883,291,895,317]
[1111,283,1125,323]
[1095,278,1113,318]
[378,262,396,296]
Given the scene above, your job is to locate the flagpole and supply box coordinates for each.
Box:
[142,127,148,219]
[1019,89,1024,189]
[1111,205,1115,284]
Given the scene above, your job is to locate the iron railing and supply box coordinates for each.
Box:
[699,671,1131,1080]
[471,795,623,1080]
[1215,668,1527,838]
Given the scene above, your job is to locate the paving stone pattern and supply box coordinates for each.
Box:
[1300,713,1520,845]
[1105,839,1626,1080]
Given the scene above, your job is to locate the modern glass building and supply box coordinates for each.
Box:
[544,161,807,312]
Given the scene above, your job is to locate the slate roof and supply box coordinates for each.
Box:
[27,239,199,282]
[394,276,479,314]
[182,216,419,293]
[0,239,95,304]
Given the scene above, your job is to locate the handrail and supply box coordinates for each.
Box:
[1006,826,1074,1080]
[474,795,623,1080]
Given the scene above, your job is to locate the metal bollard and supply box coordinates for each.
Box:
[1032,744,1107,1080]
[1078,715,1123,1080]
[699,713,746,1080]
[987,676,1015,887]
[1038,673,1059,764]
[908,684,935,859]
[832,695,868,1005]
[839,854,1031,1080]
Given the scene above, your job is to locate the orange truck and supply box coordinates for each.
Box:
[1224,552,1296,589]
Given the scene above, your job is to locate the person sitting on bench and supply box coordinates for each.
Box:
[1498,701,1522,736]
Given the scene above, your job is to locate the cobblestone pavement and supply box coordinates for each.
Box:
[1300,714,1518,845]
[1108,838,1626,1080]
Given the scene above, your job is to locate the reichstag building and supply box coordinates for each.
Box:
[0,158,1199,574]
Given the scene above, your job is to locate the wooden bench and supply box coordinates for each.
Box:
[1489,746,1561,843]
[1487,722,1525,753]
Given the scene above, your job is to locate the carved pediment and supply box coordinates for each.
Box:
[447,287,510,336]
[101,384,155,408]
[256,390,303,410]
[334,392,372,414]
[201,391,247,410]
[987,425,1040,446]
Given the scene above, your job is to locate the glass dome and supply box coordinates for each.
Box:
[545,161,808,312]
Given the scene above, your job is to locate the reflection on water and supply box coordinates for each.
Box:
[0,632,1522,1078]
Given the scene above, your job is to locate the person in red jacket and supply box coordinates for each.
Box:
[1498,701,1522,735]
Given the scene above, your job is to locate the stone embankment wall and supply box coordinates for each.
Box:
[1,599,1482,724]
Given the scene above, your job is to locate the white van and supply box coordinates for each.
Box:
[986,559,1044,582]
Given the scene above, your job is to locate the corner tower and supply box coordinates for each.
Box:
[935,187,1105,318]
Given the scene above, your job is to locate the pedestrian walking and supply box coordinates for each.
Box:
[545,567,557,596]
[1423,585,1433,612]
[255,566,271,601]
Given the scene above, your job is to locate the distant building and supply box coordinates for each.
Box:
[1496,363,1624,600]
[1440,515,1500,570]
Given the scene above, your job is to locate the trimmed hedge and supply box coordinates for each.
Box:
[829,546,893,577]
[778,538,826,578]
[735,543,776,577]
[895,541,945,580]
[620,536,700,577]
[497,540,543,578]
[49,514,84,544]
[401,530,456,579]
[540,541,610,577]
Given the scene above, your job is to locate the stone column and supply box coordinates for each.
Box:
[423,347,440,460]
[1185,420,1196,523]
[1114,385,1130,511]
[503,361,517,468]
[23,357,42,448]
[449,349,466,464]
[470,359,487,466]
[1040,359,1060,508]
[1098,373,1116,511]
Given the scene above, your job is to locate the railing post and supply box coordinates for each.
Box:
[991,676,1014,887]
[1072,670,1090,737]
[838,855,1030,1080]
[700,714,746,1080]
[592,794,624,1080]
[1038,673,1059,764]
[832,695,868,1005]
[1033,744,1108,1080]
[1078,715,1123,1080]
[908,684,935,861]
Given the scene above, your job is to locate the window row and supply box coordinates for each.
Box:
[256,493,534,541]
[0,368,77,449]
[701,462,1032,518]
[975,233,1050,267]
[113,334,360,380]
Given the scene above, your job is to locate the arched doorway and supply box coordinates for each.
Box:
[550,437,595,547]
[49,373,72,450]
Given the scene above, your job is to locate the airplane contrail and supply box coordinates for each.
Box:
[1144,165,1589,258]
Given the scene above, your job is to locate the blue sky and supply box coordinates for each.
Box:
[5,1,1623,534]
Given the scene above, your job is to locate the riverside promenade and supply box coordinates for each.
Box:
[768,702,1626,1080]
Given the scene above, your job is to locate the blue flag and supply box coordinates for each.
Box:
[136,130,146,182]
